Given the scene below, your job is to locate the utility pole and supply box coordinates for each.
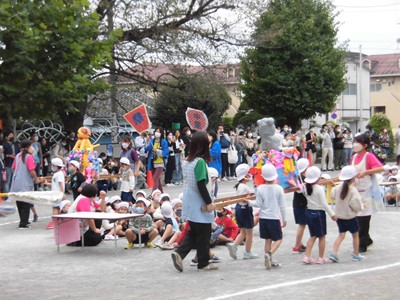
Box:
[108,0,118,143]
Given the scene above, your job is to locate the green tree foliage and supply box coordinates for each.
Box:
[240,0,346,130]
[369,113,395,155]
[0,0,115,131]
[154,74,231,131]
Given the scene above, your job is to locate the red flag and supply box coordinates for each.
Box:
[185,107,208,131]
[123,105,151,134]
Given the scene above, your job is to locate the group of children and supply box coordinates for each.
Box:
[37,138,395,270]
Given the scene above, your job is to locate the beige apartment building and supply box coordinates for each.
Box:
[369,53,400,130]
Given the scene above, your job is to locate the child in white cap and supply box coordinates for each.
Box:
[291,158,310,254]
[227,164,258,260]
[329,166,364,263]
[119,157,135,203]
[246,164,287,269]
[302,166,337,265]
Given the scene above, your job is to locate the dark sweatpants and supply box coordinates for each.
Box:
[16,201,33,227]
[175,221,211,269]
[357,215,373,252]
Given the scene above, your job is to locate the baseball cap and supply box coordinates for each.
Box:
[136,197,151,207]
[262,164,278,181]
[208,167,219,179]
[161,202,173,218]
[120,157,130,166]
[339,166,357,181]
[304,166,321,184]
[236,164,250,181]
[69,160,80,169]
[51,157,64,167]
[135,190,147,199]
[296,158,309,173]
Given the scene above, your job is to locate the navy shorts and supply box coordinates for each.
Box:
[293,206,307,225]
[337,218,359,234]
[121,191,134,203]
[235,204,254,229]
[259,219,282,241]
[306,209,327,238]
[133,232,150,244]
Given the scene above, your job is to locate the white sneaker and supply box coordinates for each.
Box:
[243,252,259,259]
[104,235,118,241]
[155,239,164,247]
[226,243,238,260]
[221,177,228,181]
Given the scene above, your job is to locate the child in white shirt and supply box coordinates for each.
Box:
[247,164,287,269]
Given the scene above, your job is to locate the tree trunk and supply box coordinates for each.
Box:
[58,102,87,134]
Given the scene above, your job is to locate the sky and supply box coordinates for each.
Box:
[333,0,400,55]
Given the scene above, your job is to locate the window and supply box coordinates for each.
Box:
[227,67,235,78]
[343,83,357,95]
[374,106,386,114]
[370,83,382,92]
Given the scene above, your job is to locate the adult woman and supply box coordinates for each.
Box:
[146,127,169,193]
[243,131,257,166]
[165,131,176,186]
[207,130,222,176]
[378,127,390,157]
[181,127,191,158]
[10,140,40,229]
[351,134,385,253]
[120,135,140,174]
[171,131,218,272]
[305,126,317,165]
[342,128,353,166]
[172,130,184,185]
[52,137,70,161]
[40,137,51,177]
[30,131,42,190]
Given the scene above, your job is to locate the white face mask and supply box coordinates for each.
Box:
[247,133,253,138]
[155,132,161,138]
[51,166,58,172]
[186,131,191,136]
[34,136,39,142]
[168,135,173,140]
[121,143,129,149]
[353,143,363,153]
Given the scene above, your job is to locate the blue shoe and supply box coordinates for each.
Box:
[352,254,365,262]
[329,253,339,263]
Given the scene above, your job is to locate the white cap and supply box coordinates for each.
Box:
[59,200,71,211]
[151,189,161,198]
[296,158,309,173]
[262,164,278,181]
[320,173,331,180]
[161,202,173,218]
[339,166,357,181]
[236,164,250,181]
[171,198,182,208]
[159,193,170,202]
[117,202,129,209]
[208,167,219,178]
[51,157,64,167]
[69,160,80,169]
[109,195,121,204]
[136,197,151,207]
[120,157,130,166]
[135,190,147,199]
[391,165,399,170]
[304,166,321,183]
[178,193,183,200]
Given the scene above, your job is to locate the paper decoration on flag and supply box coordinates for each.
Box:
[123,104,151,134]
[249,148,301,189]
[185,107,208,131]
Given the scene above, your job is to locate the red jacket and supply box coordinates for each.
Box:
[215,216,239,239]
